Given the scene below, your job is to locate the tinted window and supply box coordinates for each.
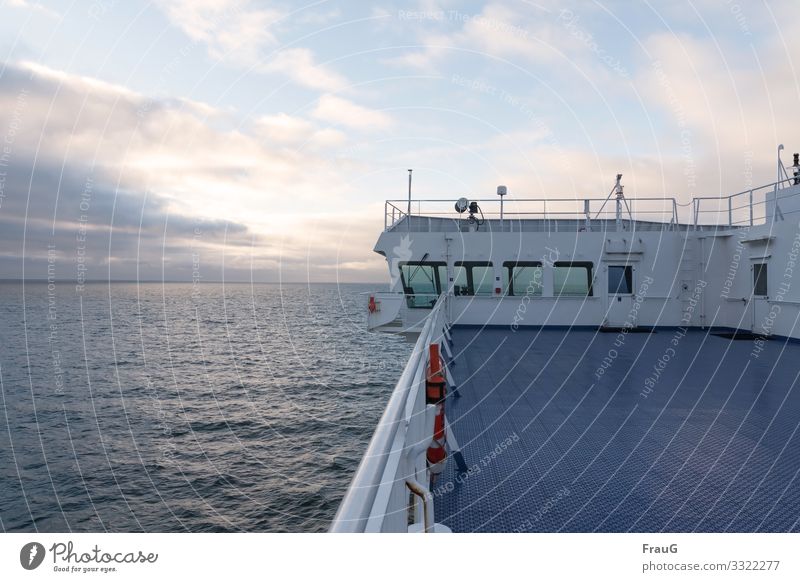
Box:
[554,262,593,296]
[753,263,768,296]
[503,262,543,296]
[608,265,633,294]
[471,265,494,296]
[435,265,449,293]
[453,262,494,296]
[452,265,468,295]
[399,262,445,308]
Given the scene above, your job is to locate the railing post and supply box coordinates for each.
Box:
[672,199,678,230]
[728,196,732,226]
[583,199,590,231]
[749,190,754,226]
[544,200,549,235]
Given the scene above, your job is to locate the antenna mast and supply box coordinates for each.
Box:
[407,169,412,231]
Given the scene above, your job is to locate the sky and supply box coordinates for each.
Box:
[0,0,798,283]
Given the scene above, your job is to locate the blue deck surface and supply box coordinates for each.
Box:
[435,327,800,532]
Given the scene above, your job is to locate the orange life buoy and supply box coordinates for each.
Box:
[426,343,448,474]
[426,343,446,403]
[426,404,447,473]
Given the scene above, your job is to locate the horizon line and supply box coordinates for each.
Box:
[0,278,387,285]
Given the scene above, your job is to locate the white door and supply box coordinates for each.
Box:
[606,264,635,327]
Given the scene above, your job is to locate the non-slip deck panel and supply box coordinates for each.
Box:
[435,327,800,532]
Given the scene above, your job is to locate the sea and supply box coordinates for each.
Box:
[0,281,411,532]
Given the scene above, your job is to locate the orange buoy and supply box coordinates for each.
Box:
[426,403,447,473]
[426,343,446,404]
[368,295,377,313]
[426,343,448,474]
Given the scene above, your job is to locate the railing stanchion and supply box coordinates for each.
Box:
[750,190,754,226]
[673,199,678,230]
[728,196,732,227]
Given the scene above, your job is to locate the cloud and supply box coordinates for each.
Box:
[292,6,342,26]
[385,3,565,73]
[381,34,451,74]
[631,27,800,196]
[456,4,551,59]
[6,0,59,19]
[255,113,346,148]
[311,94,394,130]
[379,1,799,208]
[154,2,350,93]
[261,48,348,92]
[154,0,282,67]
[0,163,260,281]
[0,61,389,282]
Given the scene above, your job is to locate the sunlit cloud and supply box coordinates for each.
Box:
[0,60,386,282]
[154,1,350,93]
[262,48,349,92]
[312,94,394,130]
[154,0,282,66]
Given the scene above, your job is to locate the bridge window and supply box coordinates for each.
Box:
[399,262,446,308]
[753,263,768,296]
[503,262,543,296]
[554,262,594,296]
[453,262,494,296]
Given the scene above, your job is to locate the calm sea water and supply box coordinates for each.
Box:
[0,281,410,532]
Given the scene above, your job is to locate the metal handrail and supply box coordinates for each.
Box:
[382,177,800,231]
[385,196,678,203]
[330,294,448,532]
[383,196,680,230]
[405,479,433,533]
[385,201,407,230]
[692,177,799,226]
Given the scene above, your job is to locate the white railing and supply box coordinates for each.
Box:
[330,294,449,533]
[385,201,408,231]
[383,177,800,232]
[385,197,679,231]
[692,177,800,227]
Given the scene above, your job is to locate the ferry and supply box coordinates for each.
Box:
[331,149,800,533]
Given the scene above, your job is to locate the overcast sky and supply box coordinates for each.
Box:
[0,0,798,283]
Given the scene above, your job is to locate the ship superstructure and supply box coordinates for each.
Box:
[332,150,800,533]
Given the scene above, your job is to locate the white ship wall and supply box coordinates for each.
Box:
[374,183,800,339]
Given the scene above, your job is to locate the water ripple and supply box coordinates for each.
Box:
[0,282,410,532]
